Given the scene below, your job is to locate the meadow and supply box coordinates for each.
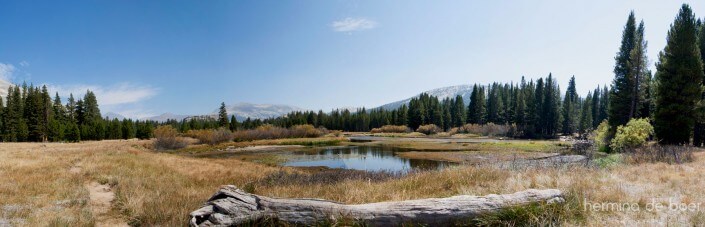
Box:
[0,137,704,226]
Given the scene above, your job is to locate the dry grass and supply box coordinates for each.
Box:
[1,140,704,226]
[231,124,324,141]
[370,125,411,134]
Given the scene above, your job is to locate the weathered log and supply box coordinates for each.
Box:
[190,185,564,226]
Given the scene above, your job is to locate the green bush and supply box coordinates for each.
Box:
[592,120,610,152]
[610,118,653,152]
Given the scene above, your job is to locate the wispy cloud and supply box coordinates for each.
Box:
[47,83,159,119]
[331,17,378,32]
[19,61,29,67]
[0,63,16,81]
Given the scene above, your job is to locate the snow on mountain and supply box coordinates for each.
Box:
[377,84,474,110]
[143,113,192,122]
[213,103,305,121]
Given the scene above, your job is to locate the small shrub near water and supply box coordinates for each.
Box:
[416,124,442,135]
[186,128,233,145]
[232,124,324,141]
[370,125,411,134]
[153,125,188,150]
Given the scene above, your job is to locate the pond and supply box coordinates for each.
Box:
[281,146,452,172]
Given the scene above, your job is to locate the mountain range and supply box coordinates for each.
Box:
[376,84,474,110]
[3,79,476,123]
[105,85,476,122]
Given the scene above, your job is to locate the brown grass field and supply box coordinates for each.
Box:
[1,139,705,226]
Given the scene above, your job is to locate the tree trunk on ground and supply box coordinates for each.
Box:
[190,185,564,226]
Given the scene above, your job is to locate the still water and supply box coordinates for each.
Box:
[283,146,451,172]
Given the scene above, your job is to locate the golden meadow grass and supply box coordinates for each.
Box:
[1,139,704,225]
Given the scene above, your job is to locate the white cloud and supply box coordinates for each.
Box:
[331,17,378,32]
[0,63,15,81]
[19,61,29,67]
[47,82,158,119]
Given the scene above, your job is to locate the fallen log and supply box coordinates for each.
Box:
[190,185,564,226]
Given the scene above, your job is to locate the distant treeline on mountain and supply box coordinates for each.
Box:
[262,74,608,139]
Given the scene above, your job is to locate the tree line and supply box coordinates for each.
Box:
[261,75,608,139]
[0,83,155,142]
[607,5,705,146]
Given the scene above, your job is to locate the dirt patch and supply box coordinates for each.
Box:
[86,182,128,227]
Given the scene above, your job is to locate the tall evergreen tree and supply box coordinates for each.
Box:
[591,87,601,127]
[654,4,704,145]
[467,84,486,124]
[628,21,650,119]
[218,102,229,128]
[598,86,610,124]
[452,95,466,127]
[693,17,705,146]
[229,115,239,131]
[562,76,579,134]
[610,12,638,130]
[580,92,594,133]
[542,74,561,137]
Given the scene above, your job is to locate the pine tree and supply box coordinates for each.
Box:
[532,78,545,137]
[610,12,638,130]
[452,95,466,127]
[514,77,527,125]
[580,92,593,133]
[218,102,229,128]
[41,86,52,141]
[25,86,44,142]
[628,21,650,119]
[408,97,426,129]
[599,86,609,124]
[229,115,239,131]
[561,76,579,135]
[591,87,601,127]
[486,83,503,123]
[542,74,561,137]
[692,17,705,146]
[654,4,704,145]
[467,84,485,124]
[442,99,452,130]
[121,119,136,139]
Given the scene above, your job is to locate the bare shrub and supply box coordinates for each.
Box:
[456,123,517,137]
[416,124,441,135]
[185,128,233,145]
[329,130,343,137]
[232,124,324,141]
[624,145,695,164]
[370,125,411,134]
[290,124,324,138]
[153,125,188,150]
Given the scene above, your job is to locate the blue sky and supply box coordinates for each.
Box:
[0,1,704,118]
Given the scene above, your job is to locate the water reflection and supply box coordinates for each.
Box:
[283,146,451,172]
